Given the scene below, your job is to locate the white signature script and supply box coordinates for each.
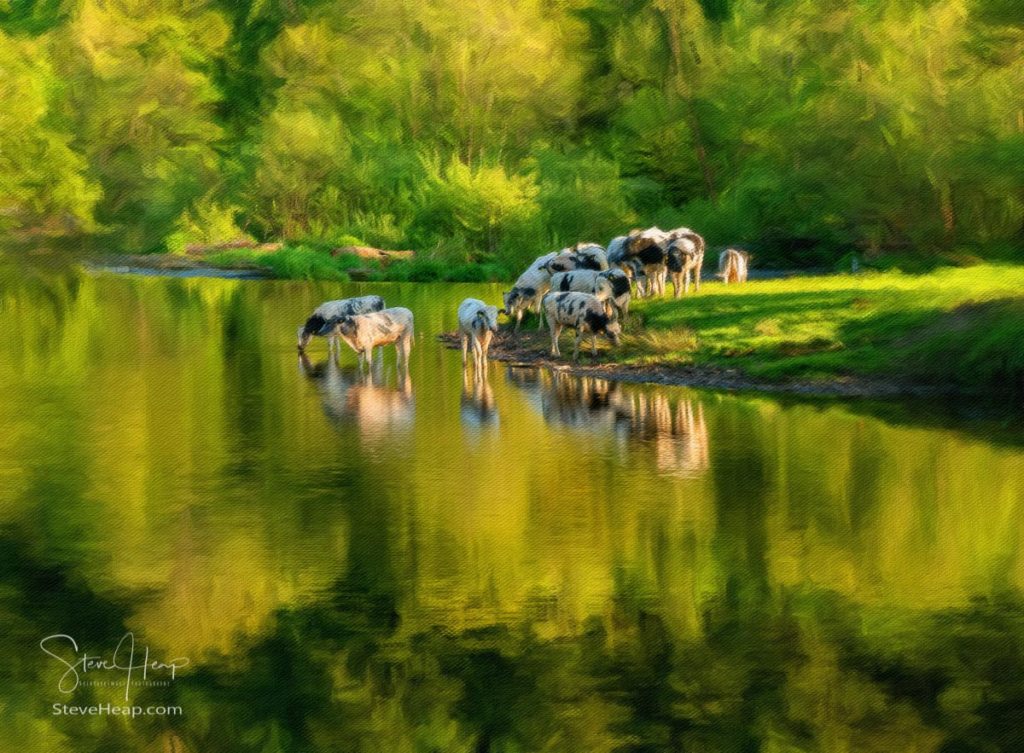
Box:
[40,633,190,701]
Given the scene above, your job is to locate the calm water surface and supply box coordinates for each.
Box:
[2,261,1023,752]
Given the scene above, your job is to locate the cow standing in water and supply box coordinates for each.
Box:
[718,248,750,284]
[542,291,622,360]
[297,295,386,353]
[333,307,414,371]
[457,298,500,371]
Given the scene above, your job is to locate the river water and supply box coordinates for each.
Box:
[2,261,1023,752]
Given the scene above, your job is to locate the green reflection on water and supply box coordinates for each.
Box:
[1,260,1023,752]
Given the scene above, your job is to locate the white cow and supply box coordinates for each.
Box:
[457,298,500,370]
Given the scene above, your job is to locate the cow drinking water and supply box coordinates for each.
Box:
[541,291,622,360]
[297,295,386,353]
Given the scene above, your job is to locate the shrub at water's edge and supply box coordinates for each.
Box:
[205,244,517,282]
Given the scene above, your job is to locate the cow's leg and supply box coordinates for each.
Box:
[480,331,491,366]
[695,255,703,291]
[364,345,373,371]
[591,333,598,357]
[514,308,523,332]
[535,299,545,330]
[461,333,469,367]
[573,331,583,361]
[550,321,562,356]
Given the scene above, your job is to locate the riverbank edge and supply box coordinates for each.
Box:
[436,331,948,399]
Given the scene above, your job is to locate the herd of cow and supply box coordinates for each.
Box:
[295,226,750,366]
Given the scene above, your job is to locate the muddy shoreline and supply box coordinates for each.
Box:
[438,331,944,399]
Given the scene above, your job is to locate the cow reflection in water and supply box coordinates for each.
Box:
[507,368,709,477]
[460,366,498,430]
[299,354,414,439]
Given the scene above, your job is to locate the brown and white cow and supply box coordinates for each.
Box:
[297,295,386,353]
[333,307,414,370]
[542,291,622,360]
[718,248,750,284]
[457,298,500,370]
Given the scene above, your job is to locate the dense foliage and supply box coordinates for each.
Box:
[1,0,1021,268]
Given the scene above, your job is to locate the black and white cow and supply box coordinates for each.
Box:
[598,268,632,318]
[457,298,500,369]
[550,269,614,300]
[542,291,622,360]
[565,243,609,271]
[333,307,414,370]
[502,266,551,332]
[666,229,706,297]
[545,243,609,274]
[297,295,386,352]
[626,227,671,297]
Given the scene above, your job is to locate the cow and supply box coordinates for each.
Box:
[502,266,551,331]
[626,227,671,297]
[718,248,750,284]
[333,307,414,370]
[550,269,613,300]
[599,268,632,318]
[526,251,559,273]
[457,298,500,370]
[606,235,629,267]
[666,231,705,297]
[568,243,609,271]
[541,291,622,360]
[297,295,385,353]
[544,243,609,274]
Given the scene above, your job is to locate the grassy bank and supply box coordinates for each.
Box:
[205,244,515,282]
[618,266,1024,395]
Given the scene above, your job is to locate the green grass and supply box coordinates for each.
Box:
[204,244,514,282]
[620,265,1024,394]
